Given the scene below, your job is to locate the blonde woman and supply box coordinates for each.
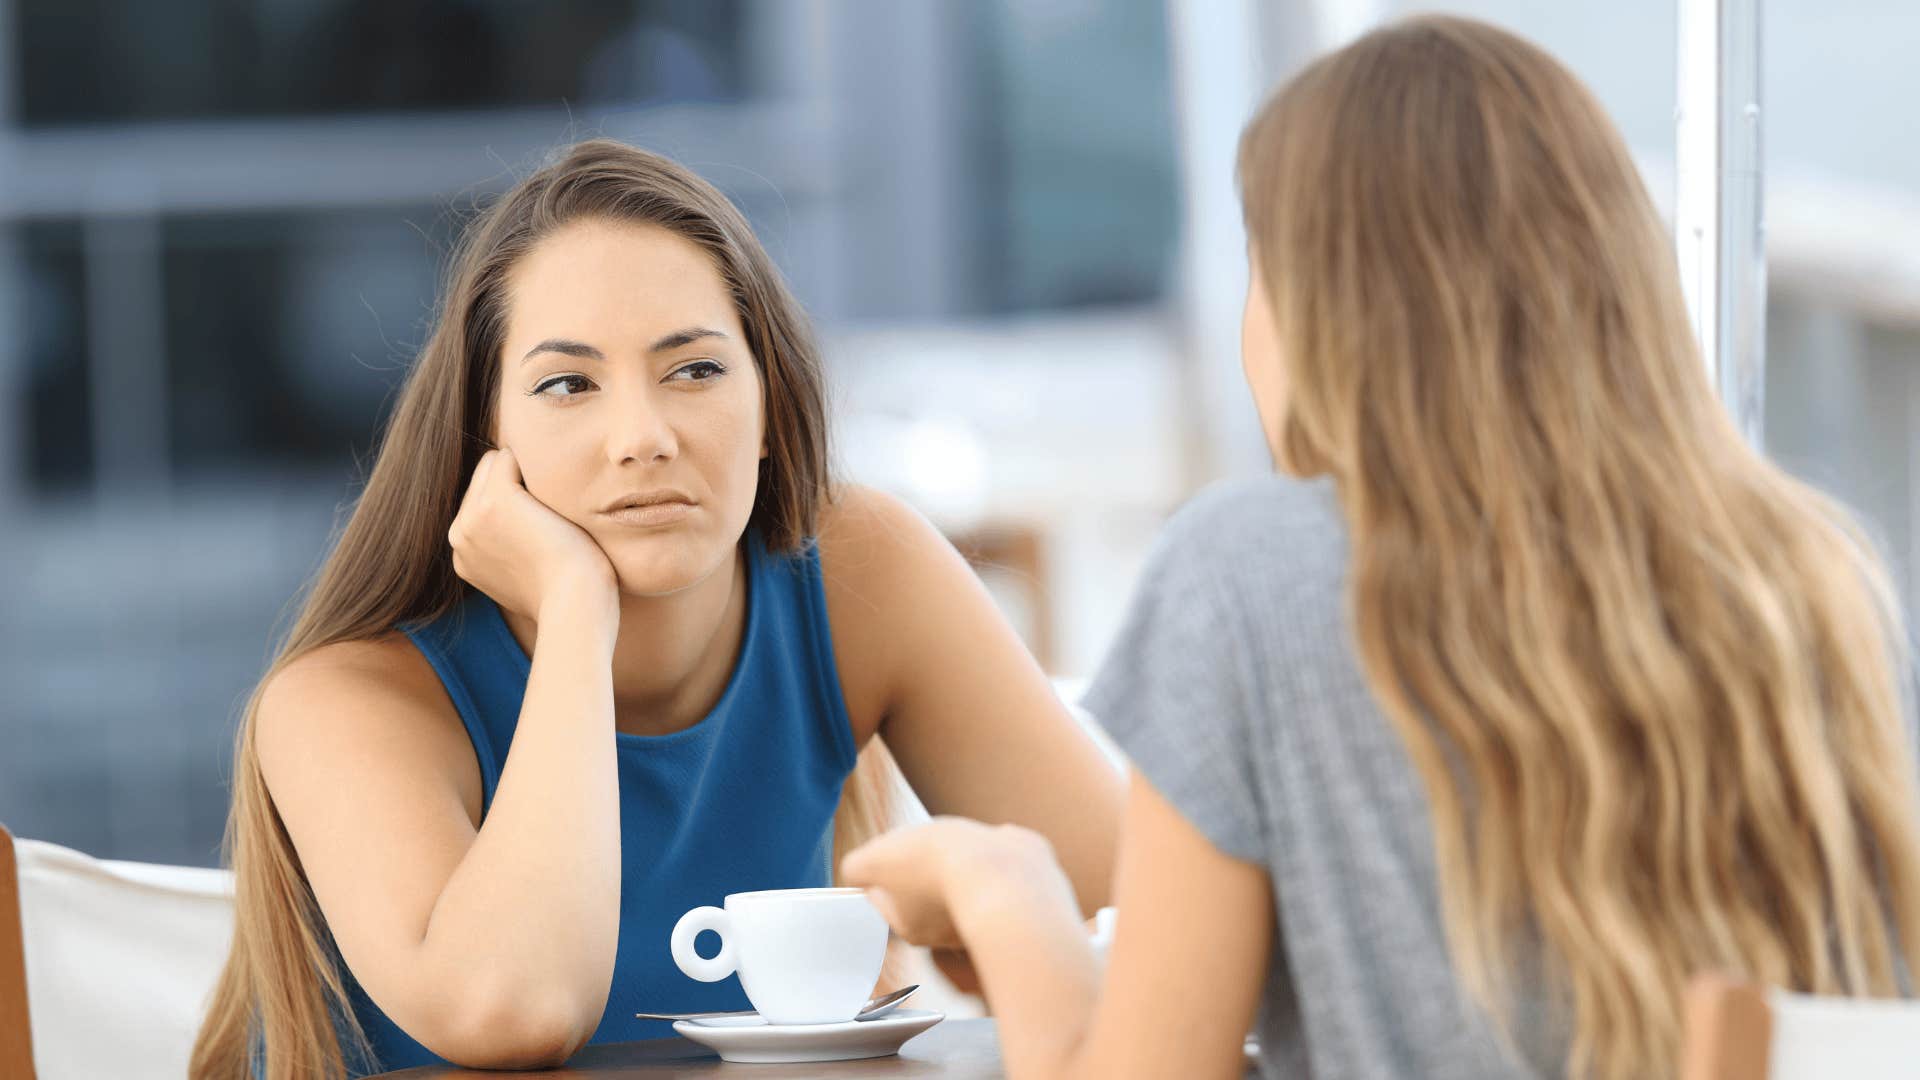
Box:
[846,16,1920,1080]
[188,141,1123,1079]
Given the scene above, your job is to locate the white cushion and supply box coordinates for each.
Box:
[1769,989,1920,1080]
[14,839,234,1080]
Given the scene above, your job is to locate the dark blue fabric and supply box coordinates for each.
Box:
[341,531,858,1075]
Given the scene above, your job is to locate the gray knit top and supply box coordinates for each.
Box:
[1087,474,1568,1079]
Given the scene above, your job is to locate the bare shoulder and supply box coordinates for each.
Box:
[816,482,929,551]
[258,633,451,735]
[814,484,967,611]
[813,484,968,738]
[256,632,482,826]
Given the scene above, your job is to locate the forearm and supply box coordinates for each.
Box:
[1053,755,1124,914]
[952,855,1103,1080]
[901,719,1125,916]
[418,590,621,1019]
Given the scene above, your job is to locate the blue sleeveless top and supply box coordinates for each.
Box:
[341,531,859,1075]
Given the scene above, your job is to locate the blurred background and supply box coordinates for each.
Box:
[1,0,1917,867]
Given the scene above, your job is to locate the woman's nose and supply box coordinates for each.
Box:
[605,388,677,466]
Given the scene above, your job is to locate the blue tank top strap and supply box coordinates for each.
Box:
[341,530,858,1076]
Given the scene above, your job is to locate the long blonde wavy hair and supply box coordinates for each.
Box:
[190,140,904,1079]
[1239,16,1920,1078]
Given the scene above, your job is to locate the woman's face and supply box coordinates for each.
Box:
[496,218,766,597]
[1240,256,1289,464]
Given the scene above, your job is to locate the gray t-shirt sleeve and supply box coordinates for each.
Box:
[1085,486,1270,867]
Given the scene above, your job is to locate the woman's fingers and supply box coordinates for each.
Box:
[493,446,523,489]
[863,886,902,928]
[470,448,497,491]
[445,443,618,618]
[842,822,944,892]
[844,820,993,948]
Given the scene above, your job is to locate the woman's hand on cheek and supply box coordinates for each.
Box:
[841,817,1071,952]
[448,447,619,622]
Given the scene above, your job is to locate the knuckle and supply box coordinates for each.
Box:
[996,824,1053,862]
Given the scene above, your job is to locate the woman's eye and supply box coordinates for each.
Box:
[531,374,595,398]
[666,360,727,382]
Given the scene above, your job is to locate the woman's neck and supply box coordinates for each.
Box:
[502,545,750,737]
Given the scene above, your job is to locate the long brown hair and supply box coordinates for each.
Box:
[1240,17,1920,1078]
[191,140,903,1079]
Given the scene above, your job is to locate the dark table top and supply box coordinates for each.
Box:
[372,1018,1003,1079]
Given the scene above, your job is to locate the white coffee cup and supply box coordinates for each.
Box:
[669,887,889,1025]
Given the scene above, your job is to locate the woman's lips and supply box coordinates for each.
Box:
[601,501,695,527]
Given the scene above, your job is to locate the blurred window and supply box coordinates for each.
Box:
[974,1,1180,312]
[19,208,454,492]
[21,222,93,493]
[15,0,750,125]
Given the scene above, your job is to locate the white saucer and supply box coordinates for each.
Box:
[673,1008,945,1064]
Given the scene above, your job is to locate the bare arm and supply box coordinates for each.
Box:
[259,447,626,1067]
[842,769,1274,1080]
[819,486,1124,912]
[260,584,620,1067]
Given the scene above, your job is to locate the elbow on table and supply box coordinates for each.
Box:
[420,977,603,1069]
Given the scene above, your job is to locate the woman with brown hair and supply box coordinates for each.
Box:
[188,140,1123,1078]
[846,16,1920,1080]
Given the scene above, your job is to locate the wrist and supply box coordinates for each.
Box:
[950,830,1079,938]
[539,573,619,637]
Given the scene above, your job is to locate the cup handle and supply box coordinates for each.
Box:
[670,906,736,983]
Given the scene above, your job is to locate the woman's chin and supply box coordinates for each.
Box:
[607,548,718,598]
[609,568,693,598]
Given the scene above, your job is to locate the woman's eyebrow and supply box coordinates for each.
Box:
[519,328,726,365]
[648,327,728,353]
[521,338,605,364]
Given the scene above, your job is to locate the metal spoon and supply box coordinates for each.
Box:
[851,983,919,1021]
[636,983,920,1025]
